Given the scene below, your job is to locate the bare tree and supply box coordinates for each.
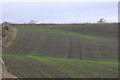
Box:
[97,18,105,23]
[29,20,37,24]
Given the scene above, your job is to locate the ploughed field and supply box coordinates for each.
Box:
[3,24,118,78]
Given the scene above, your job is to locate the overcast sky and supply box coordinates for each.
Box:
[1,0,119,2]
[1,1,119,23]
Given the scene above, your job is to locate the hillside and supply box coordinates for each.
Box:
[2,23,118,78]
[1,25,17,78]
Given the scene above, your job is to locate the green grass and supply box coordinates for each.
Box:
[14,23,118,40]
[3,24,118,78]
[3,54,118,78]
[15,26,101,39]
[3,30,118,61]
[28,56,118,78]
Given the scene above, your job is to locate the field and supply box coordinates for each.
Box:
[3,23,118,78]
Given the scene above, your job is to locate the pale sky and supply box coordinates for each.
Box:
[1,0,119,2]
[0,0,119,23]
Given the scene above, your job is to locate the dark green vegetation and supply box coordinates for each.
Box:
[3,23,118,78]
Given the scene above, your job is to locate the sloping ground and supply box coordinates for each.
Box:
[2,24,118,78]
[2,27,17,48]
[3,56,68,78]
[2,55,118,78]
[1,26,17,78]
[3,30,118,61]
[0,58,17,78]
[16,23,118,39]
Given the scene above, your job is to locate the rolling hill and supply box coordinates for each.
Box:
[3,23,118,78]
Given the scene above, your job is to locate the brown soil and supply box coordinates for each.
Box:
[1,27,18,78]
[0,58,17,78]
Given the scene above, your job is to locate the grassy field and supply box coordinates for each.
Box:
[3,54,118,78]
[3,23,118,78]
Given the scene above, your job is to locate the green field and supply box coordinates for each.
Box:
[3,24,118,78]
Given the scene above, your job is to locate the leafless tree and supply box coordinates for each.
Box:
[97,18,105,23]
[29,20,37,24]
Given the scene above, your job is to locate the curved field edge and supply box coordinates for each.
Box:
[14,24,118,40]
[3,24,118,78]
[3,54,118,78]
[3,30,118,61]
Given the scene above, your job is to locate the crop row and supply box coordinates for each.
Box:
[3,55,118,78]
[3,30,118,61]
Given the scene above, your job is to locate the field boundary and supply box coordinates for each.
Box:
[3,28,17,48]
